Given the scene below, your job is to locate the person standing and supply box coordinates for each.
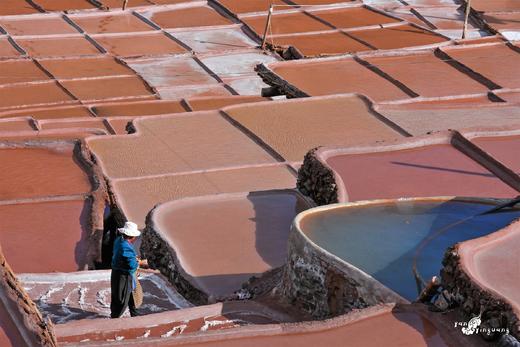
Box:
[110,221,145,318]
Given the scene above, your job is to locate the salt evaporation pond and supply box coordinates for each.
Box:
[300,199,520,301]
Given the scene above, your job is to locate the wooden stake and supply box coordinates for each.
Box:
[261,4,274,50]
[122,0,129,10]
[462,0,472,39]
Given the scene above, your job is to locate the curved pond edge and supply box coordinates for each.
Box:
[141,189,315,305]
[297,128,520,205]
[283,196,520,323]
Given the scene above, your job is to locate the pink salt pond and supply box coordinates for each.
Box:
[471,134,520,173]
[0,144,91,201]
[149,190,312,298]
[317,134,520,202]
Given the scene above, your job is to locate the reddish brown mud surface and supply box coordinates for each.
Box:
[483,12,520,32]
[471,135,520,173]
[0,59,50,85]
[0,145,91,200]
[376,103,520,135]
[364,53,488,97]
[170,27,257,54]
[326,144,519,201]
[153,191,311,297]
[147,6,233,29]
[92,100,188,117]
[242,11,330,36]
[442,44,520,89]
[0,38,21,58]
[0,82,74,110]
[271,58,410,101]
[92,32,188,57]
[470,0,520,12]
[87,112,275,179]
[0,105,93,120]
[0,0,38,15]
[349,25,447,50]
[69,13,154,34]
[460,220,520,317]
[272,31,371,56]
[0,16,77,36]
[185,96,268,111]
[32,0,96,11]
[216,0,286,15]
[311,7,400,29]
[60,76,153,102]
[0,199,90,273]
[39,118,111,133]
[38,56,134,79]
[225,95,403,162]
[0,119,34,132]
[113,165,296,227]
[15,36,101,57]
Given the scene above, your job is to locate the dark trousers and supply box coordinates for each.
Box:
[110,270,138,318]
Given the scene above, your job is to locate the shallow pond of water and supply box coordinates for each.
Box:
[300,200,520,301]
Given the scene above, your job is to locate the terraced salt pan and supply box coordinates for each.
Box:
[0,59,50,85]
[363,52,488,97]
[224,95,405,162]
[0,144,91,200]
[0,118,34,132]
[39,118,112,133]
[411,6,475,30]
[158,84,232,99]
[0,15,78,36]
[92,100,188,117]
[19,270,189,323]
[459,219,520,319]
[0,104,93,120]
[93,304,464,347]
[125,56,218,88]
[56,300,292,344]
[471,135,520,173]
[215,0,286,15]
[348,24,447,50]
[199,51,279,78]
[170,27,257,53]
[266,57,410,101]
[309,6,400,29]
[271,31,371,57]
[184,96,268,111]
[224,76,270,95]
[92,32,188,57]
[0,0,39,16]
[31,0,96,11]
[68,12,154,34]
[319,135,520,201]
[482,12,520,41]
[242,11,331,36]
[0,199,91,273]
[441,44,520,89]
[0,82,74,110]
[113,165,295,227]
[60,76,154,102]
[470,0,520,12]
[151,190,312,297]
[87,111,276,179]
[376,102,520,135]
[14,36,101,57]
[0,37,21,58]
[38,56,135,79]
[140,5,234,29]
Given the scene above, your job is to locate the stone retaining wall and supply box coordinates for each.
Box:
[296,148,338,206]
[280,224,406,319]
[441,246,519,340]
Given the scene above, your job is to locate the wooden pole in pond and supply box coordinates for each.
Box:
[462,0,472,39]
[261,3,274,50]
[122,0,129,10]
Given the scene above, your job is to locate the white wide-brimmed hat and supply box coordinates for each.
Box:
[118,221,141,237]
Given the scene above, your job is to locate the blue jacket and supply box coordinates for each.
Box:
[112,236,138,275]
